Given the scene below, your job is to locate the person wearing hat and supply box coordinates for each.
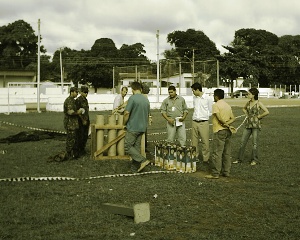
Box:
[76,86,90,156]
[63,87,84,160]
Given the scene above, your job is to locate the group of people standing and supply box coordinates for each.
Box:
[63,82,269,178]
[160,84,269,178]
[63,86,90,160]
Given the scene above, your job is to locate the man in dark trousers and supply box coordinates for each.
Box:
[63,87,83,160]
[124,82,151,173]
[76,86,90,156]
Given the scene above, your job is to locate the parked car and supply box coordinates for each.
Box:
[232,90,248,98]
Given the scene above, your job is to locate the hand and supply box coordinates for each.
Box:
[168,118,175,125]
[78,108,85,114]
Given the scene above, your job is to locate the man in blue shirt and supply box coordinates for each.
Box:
[124,82,151,173]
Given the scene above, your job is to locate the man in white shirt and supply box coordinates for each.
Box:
[191,82,213,163]
[113,86,128,114]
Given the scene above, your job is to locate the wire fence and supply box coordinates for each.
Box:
[114,59,219,88]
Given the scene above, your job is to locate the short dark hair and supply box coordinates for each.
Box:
[131,81,142,91]
[121,86,128,91]
[249,88,259,100]
[214,88,224,99]
[70,87,78,93]
[191,82,202,91]
[168,85,176,91]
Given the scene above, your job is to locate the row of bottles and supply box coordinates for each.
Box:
[154,143,197,173]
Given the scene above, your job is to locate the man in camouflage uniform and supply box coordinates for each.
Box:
[76,86,90,156]
[63,87,83,160]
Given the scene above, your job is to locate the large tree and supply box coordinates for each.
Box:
[222,28,300,88]
[164,29,220,85]
[118,43,149,65]
[0,20,46,69]
[90,38,118,59]
[166,28,220,61]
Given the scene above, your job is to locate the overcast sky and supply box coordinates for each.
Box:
[1,0,300,61]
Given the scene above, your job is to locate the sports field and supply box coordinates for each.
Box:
[0,98,299,239]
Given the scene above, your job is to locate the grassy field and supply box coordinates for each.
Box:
[0,99,300,240]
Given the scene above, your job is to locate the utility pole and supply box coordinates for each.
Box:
[112,66,115,93]
[37,19,41,113]
[60,48,64,94]
[179,61,181,95]
[192,49,195,84]
[216,59,219,87]
[156,30,160,102]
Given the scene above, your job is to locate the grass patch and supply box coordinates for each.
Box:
[1,107,300,239]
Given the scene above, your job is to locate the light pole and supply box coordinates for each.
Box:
[184,54,194,84]
[59,47,64,94]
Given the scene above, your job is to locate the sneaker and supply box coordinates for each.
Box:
[205,174,219,179]
[137,160,150,172]
[250,161,257,166]
[232,160,241,164]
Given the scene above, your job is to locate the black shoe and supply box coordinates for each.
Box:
[131,160,140,173]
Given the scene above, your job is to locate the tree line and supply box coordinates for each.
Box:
[1,20,300,91]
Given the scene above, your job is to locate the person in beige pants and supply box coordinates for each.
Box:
[191,83,213,163]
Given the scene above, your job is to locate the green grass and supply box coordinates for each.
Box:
[0,107,300,240]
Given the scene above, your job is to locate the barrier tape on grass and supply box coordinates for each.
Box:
[0,120,66,134]
[0,170,183,182]
[0,114,246,137]
[0,115,247,182]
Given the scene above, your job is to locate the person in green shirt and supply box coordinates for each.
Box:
[124,82,151,173]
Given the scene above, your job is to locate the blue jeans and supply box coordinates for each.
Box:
[238,128,259,162]
[124,131,146,163]
[211,129,232,177]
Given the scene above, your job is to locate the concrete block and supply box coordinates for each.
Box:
[102,202,150,223]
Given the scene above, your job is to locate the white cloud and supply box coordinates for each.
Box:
[1,0,300,60]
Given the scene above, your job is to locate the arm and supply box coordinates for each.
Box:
[242,103,248,116]
[258,102,269,119]
[179,98,188,122]
[179,111,188,122]
[161,112,175,125]
[123,110,130,125]
[215,111,236,128]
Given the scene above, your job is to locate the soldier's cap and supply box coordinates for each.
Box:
[80,86,89,93]
[70,87,78,93]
